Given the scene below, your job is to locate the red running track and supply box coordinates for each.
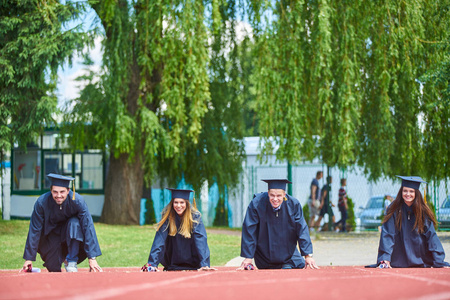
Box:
[1,266,449,300]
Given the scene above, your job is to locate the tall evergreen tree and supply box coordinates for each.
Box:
[0,0,92,164]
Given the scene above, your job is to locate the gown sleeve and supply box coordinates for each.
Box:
[423,219,450,267]
[23,198,45,261]
[295,202,313,256]
[192,215,210,267]
[240,200,259,259]
[75,194,102,258]
[148,221,169,267]
[377,215,396,263]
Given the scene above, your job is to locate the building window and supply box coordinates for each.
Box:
[80,152,103,189]
[13,150,104,192]
[13,150,41,191]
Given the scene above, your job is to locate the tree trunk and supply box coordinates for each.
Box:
[100,25,145,224]
[101,151,144,224]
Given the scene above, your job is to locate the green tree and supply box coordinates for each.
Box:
[248,0,449,183]
[0,0,92,165]
[148,1,247,227]
[252,1,319,162]
[66,1,246,225]
[66,1,210,224]
[420,1,450,182]
[358,0,428,179]
[7,0,448,226]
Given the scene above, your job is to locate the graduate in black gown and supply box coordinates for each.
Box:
[22,174,102,272]
[239,179,319,270]
[142,188,215,271]
[373,176,450,268]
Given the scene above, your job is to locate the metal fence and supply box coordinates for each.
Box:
[227,162,450,230]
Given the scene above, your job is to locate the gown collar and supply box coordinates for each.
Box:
[271,201,282,212]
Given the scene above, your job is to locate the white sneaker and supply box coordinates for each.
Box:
[64,261,78,272]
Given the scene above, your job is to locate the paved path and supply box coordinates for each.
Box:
[223,231,450,267]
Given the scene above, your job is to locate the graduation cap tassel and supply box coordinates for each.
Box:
[193,191,197,210]
[424,184,426,204]
[72,180,75,200]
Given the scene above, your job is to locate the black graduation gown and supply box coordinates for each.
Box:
[240,192,313,269]
[377,202,450,268]
[147,212,210,270]
[23,191,102,266]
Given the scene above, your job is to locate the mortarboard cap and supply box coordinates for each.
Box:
[396,176,427,190]
[167,188,194,200]
[262,179,292,191]
[47,173,74,188]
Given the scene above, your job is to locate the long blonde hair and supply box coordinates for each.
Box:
[156,199,200,238]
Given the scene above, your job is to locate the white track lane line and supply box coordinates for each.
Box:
[164,274,390,289]
[357,267,450,288]
[384,272,450,288]
[412,292,450,300]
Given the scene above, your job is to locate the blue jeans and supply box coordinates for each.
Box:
[338,209,348,231]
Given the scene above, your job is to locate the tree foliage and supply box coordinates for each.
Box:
[65,0,246,225]
[156,0,246,191]
[5,0,448,226]
[420,3,450,182]
[0,0,92,161]
[248,0,449,183]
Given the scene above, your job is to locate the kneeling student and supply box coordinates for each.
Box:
[22,174,102,273]
[142,188,215,271]
[239,179,318,270]
[369,176,449,268]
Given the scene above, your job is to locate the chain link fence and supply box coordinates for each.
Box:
[228,162,450,230]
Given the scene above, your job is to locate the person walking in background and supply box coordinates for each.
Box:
[239,179,318,270]
[308,171,323,231]
[315,176,335,231]
[336,178,348,232]
[383,193,394,216]
[142,188,215,271]
[370,176,450,268]
[378,193,394,232]
[22,173,102,273]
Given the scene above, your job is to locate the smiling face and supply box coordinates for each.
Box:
[402,187,416,206]
[268,189,286,209]
[173,198,187,216]
[51,186,70,205]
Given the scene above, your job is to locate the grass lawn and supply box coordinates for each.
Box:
[0,220,241,270]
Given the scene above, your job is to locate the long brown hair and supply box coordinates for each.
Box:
[156,199,199,238]
[382,187,437,233]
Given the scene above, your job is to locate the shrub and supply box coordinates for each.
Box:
[144,198,156,224]
[347,196,356,231]
[213,197,229,227]
[303,202,310,225]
